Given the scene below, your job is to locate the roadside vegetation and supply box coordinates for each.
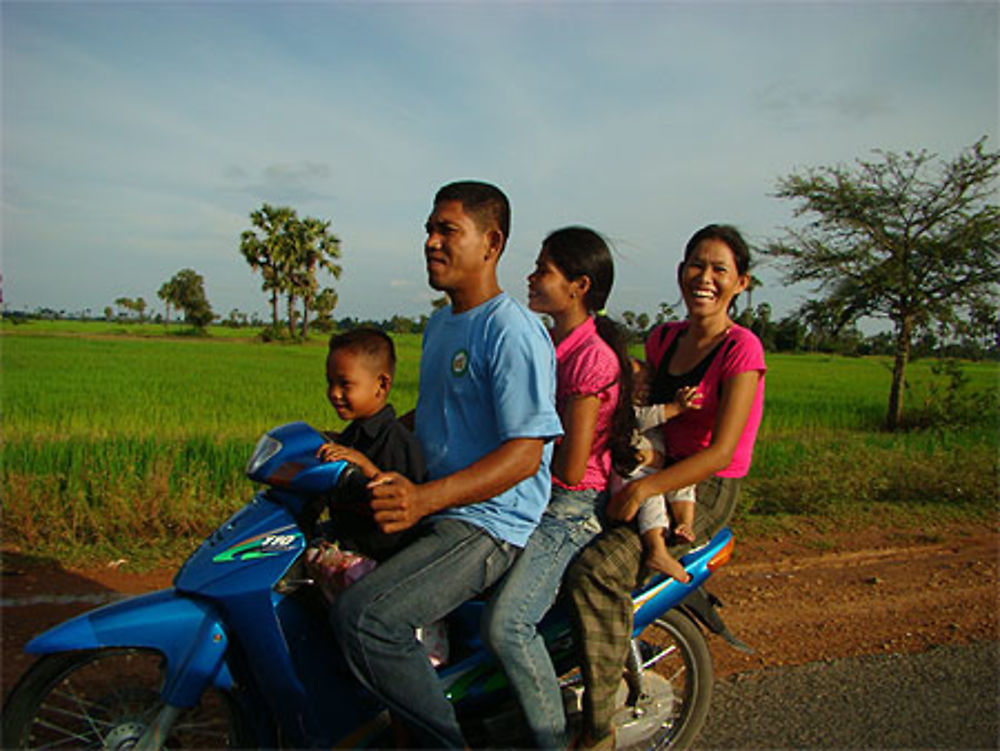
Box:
[2,321,996,569]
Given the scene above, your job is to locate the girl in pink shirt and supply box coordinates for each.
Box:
[483,226,638,749]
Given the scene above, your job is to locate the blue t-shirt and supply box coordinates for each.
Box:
[415,292,563,546]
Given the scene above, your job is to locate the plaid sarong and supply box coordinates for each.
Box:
[565,475,741,738]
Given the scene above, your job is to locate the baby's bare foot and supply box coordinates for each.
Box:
[644,550,691,583]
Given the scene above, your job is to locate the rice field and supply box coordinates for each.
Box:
[2,320,996,566]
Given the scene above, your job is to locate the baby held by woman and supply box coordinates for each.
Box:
[615,359,702,583]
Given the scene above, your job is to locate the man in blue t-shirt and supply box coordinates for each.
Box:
[332,181,563,748]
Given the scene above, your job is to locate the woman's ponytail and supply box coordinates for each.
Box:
[594,314,639,478]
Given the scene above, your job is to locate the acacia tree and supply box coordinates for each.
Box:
[765,138,1000,429]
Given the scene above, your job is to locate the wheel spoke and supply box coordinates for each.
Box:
[26,716,101,750]
[56,682,109,746]
[642,642,679,670]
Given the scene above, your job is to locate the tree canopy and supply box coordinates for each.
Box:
[159,268,213,330]
[240,204,341,338]
[765,137,1000,428]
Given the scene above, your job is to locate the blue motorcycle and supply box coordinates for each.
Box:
[2,422,748,750]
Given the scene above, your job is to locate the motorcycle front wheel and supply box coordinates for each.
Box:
[615,609,714,751]
[2,648,249,750]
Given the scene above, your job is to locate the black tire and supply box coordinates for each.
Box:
[2,648,249,750]
[618,610,714,751]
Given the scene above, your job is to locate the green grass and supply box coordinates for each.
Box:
[2,327,421,439]
[2,321,996,568]
[2,317,269,339]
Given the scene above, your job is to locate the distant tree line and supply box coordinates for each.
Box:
[16,297,993,366]
[606,301,998,362]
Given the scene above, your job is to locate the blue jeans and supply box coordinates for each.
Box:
[331,518,518,748]
[482,486,605,749]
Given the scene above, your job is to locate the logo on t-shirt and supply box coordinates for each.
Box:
[451,348,469,377]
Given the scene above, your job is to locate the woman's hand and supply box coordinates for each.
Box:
[606,477,653,522]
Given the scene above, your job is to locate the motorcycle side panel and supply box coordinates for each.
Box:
[174,492,305,597]
[270,589,388,747]
[24,588,232,707]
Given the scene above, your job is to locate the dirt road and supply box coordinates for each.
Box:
[3,521,997,700]
[704,521,998,678]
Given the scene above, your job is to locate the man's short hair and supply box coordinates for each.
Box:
[328,327,396,379]
[434,181,510,249]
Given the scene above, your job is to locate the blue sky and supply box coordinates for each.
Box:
[3,1,997,325]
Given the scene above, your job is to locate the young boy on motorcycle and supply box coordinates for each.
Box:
[314,326,427,562]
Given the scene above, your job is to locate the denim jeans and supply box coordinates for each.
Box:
[482,486,605,749]
[331,517,518,749]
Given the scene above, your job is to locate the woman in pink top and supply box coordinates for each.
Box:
[566,224,766,748]
[483,227,638,749]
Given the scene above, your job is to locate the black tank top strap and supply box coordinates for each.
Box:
[650,331,731,404]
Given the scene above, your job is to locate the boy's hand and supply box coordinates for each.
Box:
[316,443,377,478]
[673,386,704,412]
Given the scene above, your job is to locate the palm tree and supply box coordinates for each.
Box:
[240,204,297,331]
[241,204,342,339]
[158,280,179,326]
[291,216,341,338]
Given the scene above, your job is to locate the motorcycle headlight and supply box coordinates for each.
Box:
[246,433,283,476]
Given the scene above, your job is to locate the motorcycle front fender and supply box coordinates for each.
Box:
[25,588,232,707]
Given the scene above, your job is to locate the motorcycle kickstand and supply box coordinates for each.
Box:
[133,703,182,751]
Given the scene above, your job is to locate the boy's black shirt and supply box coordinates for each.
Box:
[328,404,427,560]
[337,404,428,485]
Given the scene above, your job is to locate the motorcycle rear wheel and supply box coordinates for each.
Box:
[615,610,714,751]
[2,648,249,750]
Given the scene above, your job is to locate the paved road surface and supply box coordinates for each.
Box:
[695,641,998,749]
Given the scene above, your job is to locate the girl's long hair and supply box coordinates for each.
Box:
[542,227,639,477]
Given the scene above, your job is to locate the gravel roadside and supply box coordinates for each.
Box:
[696,640,999,750]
